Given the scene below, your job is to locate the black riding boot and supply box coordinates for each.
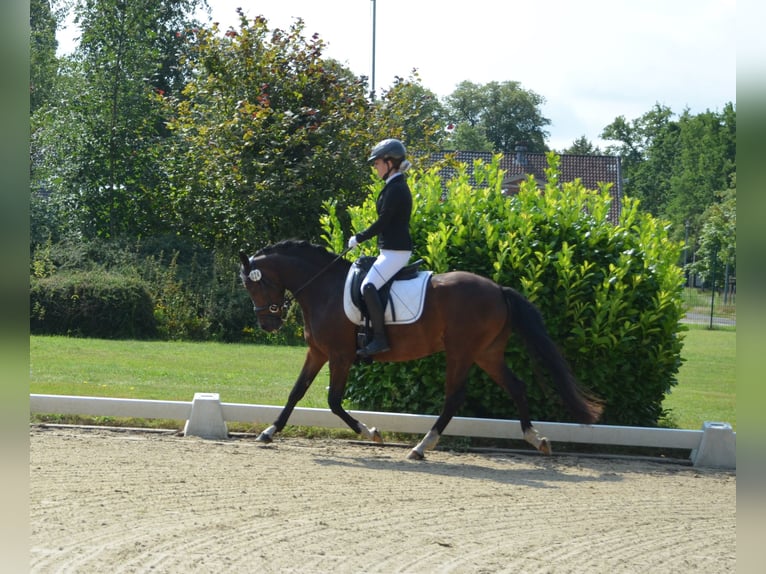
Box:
[359,283,390,356]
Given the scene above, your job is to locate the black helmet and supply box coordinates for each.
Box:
[368,138,406,163]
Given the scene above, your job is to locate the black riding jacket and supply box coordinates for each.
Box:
[355,174,413,251]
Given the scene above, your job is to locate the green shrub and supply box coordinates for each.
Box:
[30,270,157,339]
[324,154,686,427]
[28,236,307,344]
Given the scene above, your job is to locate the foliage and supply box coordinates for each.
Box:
[442,123,494,152]
[687,175,736,287]
[560,135,603,156]
[30,0,62,114]
[601,103,736,253]
[28,235,308,344]
[31,0,206,242]
[443,80,551,152]
[370,71,446,159]
[324,155,686,427]
[30,270,157,339]
[160,12,375,252]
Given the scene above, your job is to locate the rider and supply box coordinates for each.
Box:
[348,138,413,357]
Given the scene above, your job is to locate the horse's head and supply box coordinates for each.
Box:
[239,250,287,333]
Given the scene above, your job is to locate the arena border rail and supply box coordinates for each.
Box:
[29,393,735,469]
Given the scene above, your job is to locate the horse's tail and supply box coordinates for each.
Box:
[503,287,603,424]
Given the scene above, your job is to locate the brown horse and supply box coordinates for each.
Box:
[239,240,602,460]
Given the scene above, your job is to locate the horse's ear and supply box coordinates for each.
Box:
[238,251,250,271]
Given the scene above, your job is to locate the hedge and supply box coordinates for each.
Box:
[30,270,157,339]
[322,154,686,427]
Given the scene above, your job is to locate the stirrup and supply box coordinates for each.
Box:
[357,338,390,357]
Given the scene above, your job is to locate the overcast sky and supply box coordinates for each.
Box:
[58,0,736,151]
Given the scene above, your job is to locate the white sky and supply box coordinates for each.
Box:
[57,0,736,151]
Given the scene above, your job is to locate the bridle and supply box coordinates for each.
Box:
[247,269,290,317]
[245,247,351,319]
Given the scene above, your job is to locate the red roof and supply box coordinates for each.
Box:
[424,149,623,224]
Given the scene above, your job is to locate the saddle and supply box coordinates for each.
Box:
[343,256,432,326]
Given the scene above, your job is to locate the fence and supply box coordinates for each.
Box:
[682,286,736,328]
[30,393,736,469]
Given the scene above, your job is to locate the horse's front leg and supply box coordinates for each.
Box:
[256,348,327,443]
[327,358,383,443]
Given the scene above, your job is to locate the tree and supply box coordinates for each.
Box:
[30,0,67,245]
[666,105,736,243]
[30,0,61,114]
[161,13,375,251]
[443,122,493,152]
[370,71,445,158]
[30,0,206,242]
[601,103,736,254]
[444,80,550,153]
[601,104,679,216]
[688,174,736,288]
[561,135,602,156]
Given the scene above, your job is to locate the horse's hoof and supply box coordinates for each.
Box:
[255,432,273,444]
[371,427,384,443]
[538,438,552,455]
[407,449,425,461]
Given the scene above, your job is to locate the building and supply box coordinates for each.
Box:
[426,146,623,224]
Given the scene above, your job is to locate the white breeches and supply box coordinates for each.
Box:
[360,249,412,293]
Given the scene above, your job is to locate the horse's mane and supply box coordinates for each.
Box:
[254,240,340,266]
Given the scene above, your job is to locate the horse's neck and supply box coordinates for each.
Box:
[279,256,346,299]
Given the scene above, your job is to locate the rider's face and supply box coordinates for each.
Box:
[373,158,389,179]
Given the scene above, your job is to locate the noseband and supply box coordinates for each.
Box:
[247,269,290,318]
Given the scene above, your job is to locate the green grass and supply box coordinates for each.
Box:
[30,329,735,432]
[30,336,328,407]
[661,326,736,431]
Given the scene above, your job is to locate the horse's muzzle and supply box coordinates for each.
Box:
[258,315,283,333]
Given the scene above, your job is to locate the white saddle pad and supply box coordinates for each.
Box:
[343,270,432,326]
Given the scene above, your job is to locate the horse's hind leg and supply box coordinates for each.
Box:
[476,351,552,455]
[408,360,470,460]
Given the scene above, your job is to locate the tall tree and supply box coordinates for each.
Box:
[561,135,602,156]
[688,175,736,288]
[74,0,204,238]
[33,0,205,240]
[161,13,374,251]
[30,0,66,246]
[601,104,679,216]
[601,103,736,262]
[444,80,550,153]
[371,71,445,159]
[442,123,493,152]
[667,105,737,241]
[30,0,60,114]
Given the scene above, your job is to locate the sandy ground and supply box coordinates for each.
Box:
[30,425,736,573]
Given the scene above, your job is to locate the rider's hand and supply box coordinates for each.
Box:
[347,236,359,250]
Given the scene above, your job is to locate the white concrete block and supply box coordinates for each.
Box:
[183,393,228,440]
[692,421,736,469]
